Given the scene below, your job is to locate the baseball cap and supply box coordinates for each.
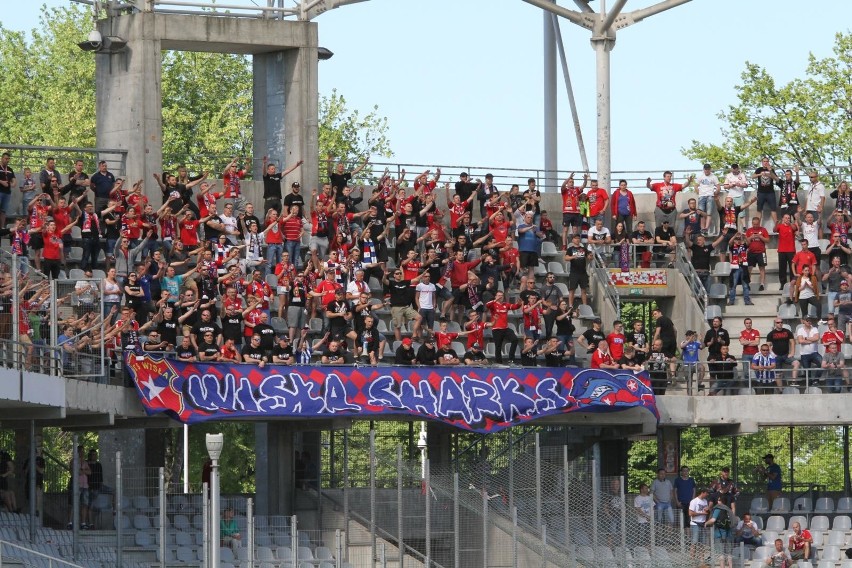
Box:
[592,317,602,324]
[703,163,711,170]
[402,338,412,346]
[763,453,774,461]
[424,336,435,344]
[292,182,301,188]
[472,342,481,349]
[459,172,469,177]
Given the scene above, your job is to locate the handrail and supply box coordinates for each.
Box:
[590,250,621,317]
[675,242,708,316]
[0,539,85,568]
[317,490,448,568]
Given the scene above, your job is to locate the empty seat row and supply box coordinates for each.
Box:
[751,496,852,514]
[764,514,852,532]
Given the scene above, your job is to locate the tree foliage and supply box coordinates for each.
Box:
[0,4,393,177]
[683,32,852,182]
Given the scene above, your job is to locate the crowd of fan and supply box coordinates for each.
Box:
[0,151,849,381]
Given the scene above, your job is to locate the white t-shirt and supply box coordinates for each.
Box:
[806,182,825,212]
[415,282,437,310]
[724,173,749,199]
[796,325,819,355]
[588,226,611,252]
[736,519,759,539]
[696,173,720,198]
[801,221,819,248]
[634,494,654,524]
[689,496,708,525]
[346,278,371,298]
[220,213,239,243]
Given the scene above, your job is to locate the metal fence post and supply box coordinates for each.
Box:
[159,467,166,568]
[535,432,542,531]
[379,541,387,568]
[591,459,599,549]
[512,506,518,568]
[28,420,36,542]
[563,447,574,567]
[247,498,254,568]
[343,429,350,560]
[336,529,343,568]
[425,458,431,568]
[291,514,299,565]
[508,429,514,518]
[71,433,79,560]
[369,429,376,568]
[202,482,208,568]
[11,248,18,370]
[116,451,123,568]
[482,484,488,568]
[679,507,685,556]
[619,475,626,557]
[396,445,404,568]
[454,472,460,568]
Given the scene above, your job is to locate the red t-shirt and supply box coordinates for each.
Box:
[486,301,521,330]
[606,332,626,360]
[775,223,797,254]
[314,279,339,308]
[402,259,422,281]
[435,331,458,350]
[42,229,63,260]
[198,191,223,218]
[465,321,487,349]
[52,206,72,232]
[265,218,284,244]
[745,227,769,254]
[792,250,816,274]
[282,217,302,241]
[822,329,844,349]
[223,170,245,198]
[740,328,760,357]
[586,188,608,217]
[220,344,239,361]
[491,219,509,243]
[501,248,519,271]
[561,185,583,214]
[179,219,201,246]
[650,182,683,211]
[591,349,615,369]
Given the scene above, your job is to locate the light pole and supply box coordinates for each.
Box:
[206,433,224,568]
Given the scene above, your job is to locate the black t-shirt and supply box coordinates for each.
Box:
[193,321,222,343]
[436,348,459,364]
[359,327,381,353]
[754,167,775,194]
[690,244,714,271]
[221,313,244,342]
[272,344,294,362]
[242,344,267,364]
[704,327,730,358]
[395,346,416,365]
[158,316,179,346]
[416,345,438,365]
[199,341,219,359]
[708,354,738,378]
[522,189,541,215]
[544,348,568,367]
[767,328,794,357]
[254,323,277,351]
[263,172,284,200]
[582,329,606,353]
[625,330,648,363]
[455,180,478,203]
[176,345,197,360]
[464,349,487,364]
[631,229,654,252]
[654,226,676,244]
[388,279,415,307]
[323,346,347,364]
[283,192,306,217]
[554,310,575,337]
[566,245,588,271]
[330,172,352,192]
[204,216,223,242]
[327,300,352,331]
[655,316,676,346]
[0,165,15,195]
[519,348,538,367]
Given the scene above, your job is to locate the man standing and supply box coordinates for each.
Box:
[766,318,800,381]
[756,453,782,509]
[752,156,780,225]
[722,163,750,222]
[454,172,481,217]
[745,216,770,291]
[651,468,675,525]
[89,160,116,213]
[695,163,720,234]
[262,155,303,214]
[804,171,825,220]
[674,465,696,530]
[688,487,710,558]
[646,170,694,228]
[709,466,739,516]
[564,233,592,306]
[328,154,369,192]
[775,213,798,290]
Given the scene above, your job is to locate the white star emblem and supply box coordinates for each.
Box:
[141,377,165,404]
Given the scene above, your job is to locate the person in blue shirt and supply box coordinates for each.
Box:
[674,465,697,530]
[757,453,783,509]
[680,330,705,393]
[516,211,545,288]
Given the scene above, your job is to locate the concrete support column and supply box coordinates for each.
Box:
[657,427,681,475]
[95,14,163,203]
[253,44,319,192]
[255,422,295,516]
[426,423,454,465]
[99,429,147,486]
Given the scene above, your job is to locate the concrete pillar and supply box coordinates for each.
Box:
[658,427,681,476]
[252,45,319,192]
[255,422,295,516]
[95,14,163,202]
[426,423,454,465]
[99,429,147,488]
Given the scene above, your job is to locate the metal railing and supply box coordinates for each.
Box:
[0,144,127,180]
[591,250,621,317]
[0,539,85,568]
[675,242,708,317]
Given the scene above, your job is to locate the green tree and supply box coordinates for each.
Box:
[683,32,852,181]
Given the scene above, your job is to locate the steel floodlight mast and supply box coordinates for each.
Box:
[523,0,692,197]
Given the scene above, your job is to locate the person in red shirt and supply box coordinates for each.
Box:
[222,158,247,209]
[218,337,241,363]
[821,317,845,350]
[788,521,812,563]
[440,251,482,322]
[606,320,626,361]
[560,173,587,248]
[585,179,609,222]
[775,213,798,289]
[792,238,817,277]
[488,209,512,243]
[197,181,224,218]
[739,317,760,364]
[464,310,491,350]
[434,318,471,350]
[590,340,620,370]
[486,291,521,364]
[646,171,694,228]
[744,216,770,291]
[36,220,71,279]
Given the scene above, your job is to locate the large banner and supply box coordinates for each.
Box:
[126,354,659,434]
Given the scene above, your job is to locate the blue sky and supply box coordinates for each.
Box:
[6,1,852,176]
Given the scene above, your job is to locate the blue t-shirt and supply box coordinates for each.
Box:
[766,463,782,491]
[674,476,696,504]
[682,340,702,363]
[517,223,543,253]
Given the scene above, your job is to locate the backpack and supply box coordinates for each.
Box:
[715,506,731,530]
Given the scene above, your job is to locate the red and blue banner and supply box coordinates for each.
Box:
[126,354,659,433]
